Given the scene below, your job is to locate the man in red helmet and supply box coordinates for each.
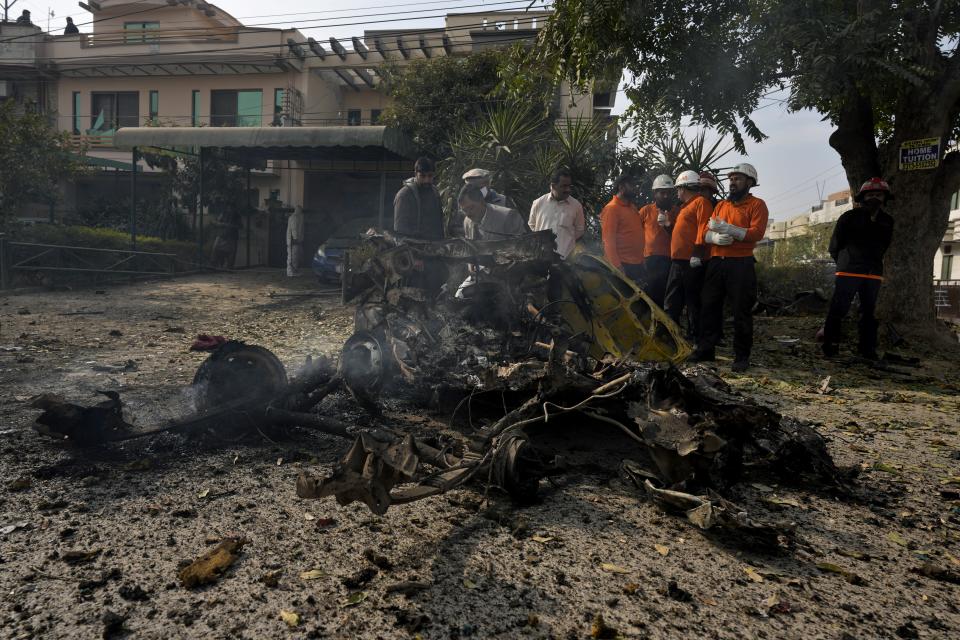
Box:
[821,178,895,360]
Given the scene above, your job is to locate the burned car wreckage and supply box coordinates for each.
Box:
[32,231,852,542]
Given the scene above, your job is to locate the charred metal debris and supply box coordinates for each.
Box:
[31,232,854,543]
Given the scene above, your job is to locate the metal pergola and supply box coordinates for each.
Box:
[112,126,417,265]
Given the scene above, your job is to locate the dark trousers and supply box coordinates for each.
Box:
[643,255,671,308]
[622,262,645,288]
[663,259,705,341]
[699,257,757,361]
[823,275,881,356]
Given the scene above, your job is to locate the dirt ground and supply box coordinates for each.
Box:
[1,271,959,640]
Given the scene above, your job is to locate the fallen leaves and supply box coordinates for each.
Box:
[343,591,367,607]
[0,521,28,535]
[7,477,32,491]
[178,537,245,588]
[910,563,960,585]
[743,567,765,583]
[299,569,326,580]
[62,549,101,565]
[654,544,670,556]
[873,461,901,474]
[762,495,805,509]
[280,610,299,628]
[590,613,619,639]
[531,535,554,544]
[816,562,867,585]
[886,531,909,547]
[600,563,631,574]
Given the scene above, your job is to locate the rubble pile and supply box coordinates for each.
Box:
[31,233,854,541]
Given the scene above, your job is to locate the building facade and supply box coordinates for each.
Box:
[4,1,613,266]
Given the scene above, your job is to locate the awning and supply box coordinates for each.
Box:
[75,154,135,171]
[112,126,418,163]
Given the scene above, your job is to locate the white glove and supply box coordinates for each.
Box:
[705,230,734,246]
[657,212,670,227]
[689,256,703,268]
[708,218,748,241]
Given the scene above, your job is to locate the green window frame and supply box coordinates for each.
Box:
[192,90,201,127]
[211,89,262,127]
[124,22,160,43]
[72,91,81,134]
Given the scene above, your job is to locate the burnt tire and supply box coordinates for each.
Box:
[191,342,287,414]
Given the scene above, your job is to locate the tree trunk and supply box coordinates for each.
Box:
[876,173,952,328]
[829,85,960,332]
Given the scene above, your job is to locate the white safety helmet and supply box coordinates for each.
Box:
[674,170,701,189]
[728,162,758,186]
[651,174,674,190]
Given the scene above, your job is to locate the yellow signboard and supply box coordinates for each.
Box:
[899,137,940,171]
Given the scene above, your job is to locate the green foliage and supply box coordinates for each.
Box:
[534,0,960,153]
[755,223,836,298]
[437,106,617,220]
[10,223,199,263]
[0,101,84,225]
[755,223,835,268]
[378,50,508,157]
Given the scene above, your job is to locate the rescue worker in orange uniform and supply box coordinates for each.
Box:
[663,170,717,342]
[600,174,645,285]
[691,162,768,372]
[822,178,894,360]
[638,175,680,307]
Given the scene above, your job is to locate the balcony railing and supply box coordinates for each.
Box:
[70,133,115,150]
[79,28,239,49]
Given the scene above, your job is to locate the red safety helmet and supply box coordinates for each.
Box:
[698,171,720,194]
[854,177,893,202]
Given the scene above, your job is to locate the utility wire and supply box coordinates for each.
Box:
[0,1,160,44]
[3,2,546,45]
[36,14,553,65]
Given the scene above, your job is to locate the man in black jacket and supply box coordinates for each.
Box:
[822,178,895,360]
[393,157,444,240]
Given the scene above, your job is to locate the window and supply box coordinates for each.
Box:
[370,109,382,124]
[834,197,849,206]
[90,92,139,130]
[72,91,81,134]
[124,22,160,43]
[952,191,959,211]
[273,88,285,125]
[942,254,954,280]
[593,92,612,108]
[149,90,159,123]
[211,90,262,126]
[347,109,361,126]
[192,90,201,126]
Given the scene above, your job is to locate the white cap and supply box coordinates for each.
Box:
[728,162,758,186]
[652,174,674,190]
[462,168,491,181]
[674,170,701,189]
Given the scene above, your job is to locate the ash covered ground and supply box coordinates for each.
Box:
[1,271,959,639]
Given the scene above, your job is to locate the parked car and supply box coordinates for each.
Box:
[311,219,374,283]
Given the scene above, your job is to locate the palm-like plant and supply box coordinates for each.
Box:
[643,128,735,185]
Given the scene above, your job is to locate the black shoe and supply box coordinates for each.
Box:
[731,359,749,372]
[821,343,839,358]
[690,349,715,362]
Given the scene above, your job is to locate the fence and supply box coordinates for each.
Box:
[0,237,183,289]
[934,279,960,320]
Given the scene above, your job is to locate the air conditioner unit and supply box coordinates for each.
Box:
[0,81,11,98]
